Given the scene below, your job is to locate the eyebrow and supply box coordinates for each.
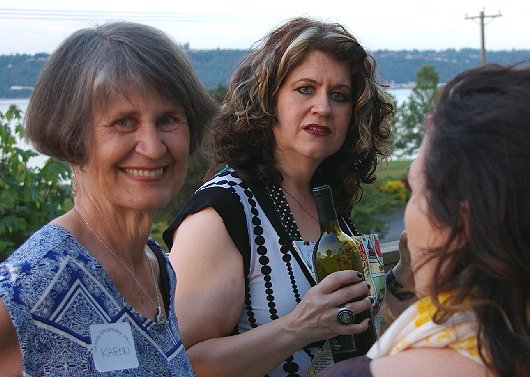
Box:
[291,78,351,89]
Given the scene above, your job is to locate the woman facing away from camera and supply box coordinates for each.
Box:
[0,22,217,376]
[163,17,396,377]
[321,64,530,377]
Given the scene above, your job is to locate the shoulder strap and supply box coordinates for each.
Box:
[147,240,170,312]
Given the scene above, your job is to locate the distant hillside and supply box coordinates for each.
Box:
[373,49,530,87]
[1,48,529,99]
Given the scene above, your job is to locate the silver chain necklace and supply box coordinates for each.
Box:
[281,187,319,224]
[74,205,166,328]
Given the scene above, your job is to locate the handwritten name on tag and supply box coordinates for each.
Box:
[90,322,139,372]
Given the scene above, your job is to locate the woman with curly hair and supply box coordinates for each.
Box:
[163,17,394,377]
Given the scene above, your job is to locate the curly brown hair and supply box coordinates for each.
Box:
[206,17,393,215]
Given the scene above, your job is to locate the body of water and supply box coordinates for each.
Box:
[388,87,413,105]
[0,98,29,112]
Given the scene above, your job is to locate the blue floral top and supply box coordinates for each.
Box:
[0,224,195,376]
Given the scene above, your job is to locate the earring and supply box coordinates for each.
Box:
[71,170,77,196]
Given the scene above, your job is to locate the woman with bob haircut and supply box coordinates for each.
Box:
[163,17,394,376]
[0,21,217,376]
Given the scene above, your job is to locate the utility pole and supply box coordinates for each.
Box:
[465,9,502,65]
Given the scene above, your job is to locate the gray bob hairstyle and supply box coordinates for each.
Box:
[25,21,217,164]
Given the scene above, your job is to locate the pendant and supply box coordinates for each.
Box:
[155,306,167,328]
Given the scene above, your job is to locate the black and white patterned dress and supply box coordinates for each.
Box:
[165,167,360,377]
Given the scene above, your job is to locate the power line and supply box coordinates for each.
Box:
[0,8,257,22]
[465,9,502,65]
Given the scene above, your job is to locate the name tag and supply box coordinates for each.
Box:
[90,322,139,372]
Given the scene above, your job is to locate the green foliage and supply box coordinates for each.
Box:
[351,185,399,236]
[151,152,210,251]
[373,160,411,182]
[351,160,411,236]
[150,220,169,251]
[393,65,440,157]
[380,180,409,202]
[209,84,227,104]
[0,105,72,261]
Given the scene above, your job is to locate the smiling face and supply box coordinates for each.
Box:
[74,88,190,214]
[273,50,353,167]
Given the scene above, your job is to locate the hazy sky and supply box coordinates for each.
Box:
[0,0,527,54]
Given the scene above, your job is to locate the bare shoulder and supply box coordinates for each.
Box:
[169,207,245,347]
[370,348,491,377]
[169,206,244,288]
[0,299,23,376]
[169,206,243,264]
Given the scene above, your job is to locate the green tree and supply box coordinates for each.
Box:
[351,160,411,237]
[393,65,440,157]
[0,105,72,261]
[152,152,209,247]
[209,84,227,103]
[351,184,399,235]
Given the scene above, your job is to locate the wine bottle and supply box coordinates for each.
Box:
[312,185,377,362]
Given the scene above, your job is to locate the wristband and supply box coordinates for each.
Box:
[386,268,415,301]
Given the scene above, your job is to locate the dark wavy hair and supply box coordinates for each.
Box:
[425,63,530,376]
[208,17,393,215]
[25,21,217,164]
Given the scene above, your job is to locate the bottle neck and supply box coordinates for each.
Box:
[319,218,342,234]
[313,185,342,234]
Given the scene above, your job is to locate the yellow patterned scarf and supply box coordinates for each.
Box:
[367,292,484,364]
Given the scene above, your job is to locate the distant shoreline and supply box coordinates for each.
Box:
[3,49,529,98]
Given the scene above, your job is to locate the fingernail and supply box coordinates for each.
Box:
[356,272,363,279]
[367,283,371,290]
[368,296,375,305]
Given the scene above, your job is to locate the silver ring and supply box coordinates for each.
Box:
[336,307,355,325]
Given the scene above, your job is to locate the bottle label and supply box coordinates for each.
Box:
[293,240,317,279]
[356,234,386,316]
[307,341,334,377]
